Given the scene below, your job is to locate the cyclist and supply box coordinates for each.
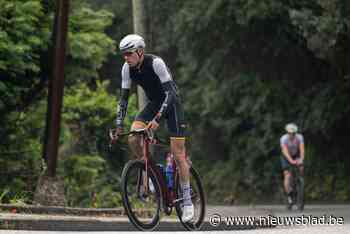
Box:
[114,34,194,222]
[280,123,305,208]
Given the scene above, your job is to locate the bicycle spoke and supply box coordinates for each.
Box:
[127,169,157,220]
[121,160,161,230]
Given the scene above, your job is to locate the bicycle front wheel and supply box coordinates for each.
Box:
[121,160,161,230]
[175,166,206,231]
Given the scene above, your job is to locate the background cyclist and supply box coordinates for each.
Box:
[280,123,305,207]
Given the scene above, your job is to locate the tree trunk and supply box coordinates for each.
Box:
[132,0,147,110]
[34,0,70,206]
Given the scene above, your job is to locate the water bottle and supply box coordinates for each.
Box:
[165,153,174,190]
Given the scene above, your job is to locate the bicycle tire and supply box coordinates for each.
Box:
[296,176,304,211]
[286,170,295,210]
[121,160,161,230]
[175,166,206,231]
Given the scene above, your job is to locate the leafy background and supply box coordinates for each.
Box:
[0,0,349,206]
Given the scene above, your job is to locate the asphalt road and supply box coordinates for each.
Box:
[0,204,349,233]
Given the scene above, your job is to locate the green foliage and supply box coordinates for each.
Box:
[63,154,105,207]
[66,6,115,81]
[0,189,9,203]
[0,0,49,75]
[1,0,350,206]
[163,0,350,203]
[0,97,45,203]
[0,0,118,206]
[60,80,137,207]
[63,81,116,128]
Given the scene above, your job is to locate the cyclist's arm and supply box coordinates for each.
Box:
[157,81,178,119]
[298,135,305,162]
[281,144,294,163]
[299,143,305,162]
[152,57,178,122]
[116,63,132,127]
[116,88,130,127]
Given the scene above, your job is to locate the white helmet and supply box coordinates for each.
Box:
[285,123,298,133]
[119,34,145,52]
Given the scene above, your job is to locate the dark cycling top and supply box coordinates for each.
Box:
[116,54,179,126]
[121,54,177,103]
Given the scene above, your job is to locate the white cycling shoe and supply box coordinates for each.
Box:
[181,204,194,222]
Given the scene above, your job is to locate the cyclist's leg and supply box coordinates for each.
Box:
[281,156,291,194]
[171,138,190,185]
[295,156,304,210]
[166,100,193,221]
[283,170,292,194]
[296,156,304,176]
[166,99,190,186]
[128,121,147,159]
[128,102,158,159]
[129,103,158,199]
[281,156,293,207]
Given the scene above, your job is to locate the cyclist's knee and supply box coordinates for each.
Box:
[131,121,147,130]
[170,138,185,157]
[299,166,304,176]
[128,122,145,159]
[283,170,291,178]
[128,121,146,157]
[170,138,189,164]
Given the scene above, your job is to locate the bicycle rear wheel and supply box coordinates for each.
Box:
[175,166,206,231]
[296,176,304,211]
[121,160,161,230]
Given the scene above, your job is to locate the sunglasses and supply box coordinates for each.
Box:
[122,51,134,56]
[122,49,137,56]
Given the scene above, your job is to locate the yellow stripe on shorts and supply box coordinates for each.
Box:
[170,137,186,140]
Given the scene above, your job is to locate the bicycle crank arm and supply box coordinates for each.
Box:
[172,194,197,204]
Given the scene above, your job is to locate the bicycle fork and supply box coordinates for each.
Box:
[137,136,151,199]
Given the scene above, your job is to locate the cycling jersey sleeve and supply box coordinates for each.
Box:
[116,63,132,126]
[121,63,132,89]
[280,135,288,146]
[152,58,178,121]
[116,88,130,127]
[296,134,304,144]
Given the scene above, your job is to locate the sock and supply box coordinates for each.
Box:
[181,182,192,207]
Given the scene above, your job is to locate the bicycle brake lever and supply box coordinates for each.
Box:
[145,128,154,140]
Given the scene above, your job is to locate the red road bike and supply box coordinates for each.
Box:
[109,128,206,231]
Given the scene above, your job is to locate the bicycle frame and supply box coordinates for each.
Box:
[112,128,177,210]
[140,131,178,209]
[114,127,206,231]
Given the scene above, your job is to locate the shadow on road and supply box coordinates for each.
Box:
[0,218,274,232]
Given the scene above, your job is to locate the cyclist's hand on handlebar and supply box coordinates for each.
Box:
[109,127,123,145]
[147,113,161,130]
[147,119,159,130]
[116,126,123,135]
[289,159,297,165]
[296,158,304,166]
